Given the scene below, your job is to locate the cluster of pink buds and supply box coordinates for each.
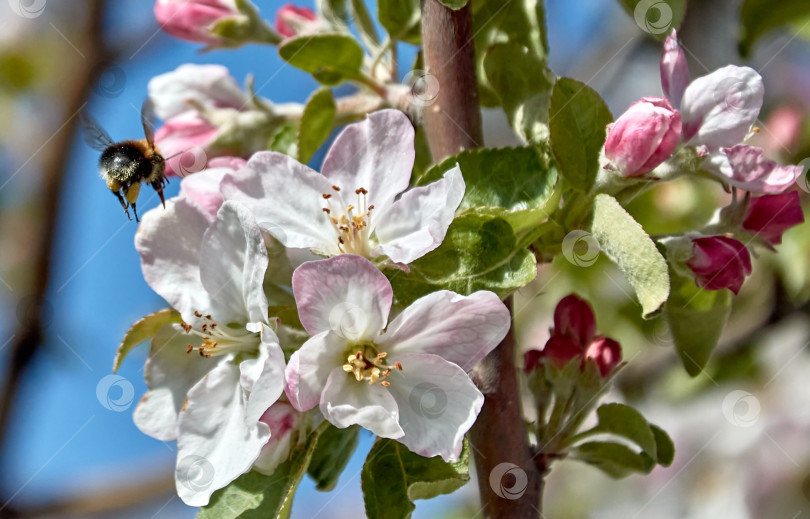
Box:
[524,294,622,378]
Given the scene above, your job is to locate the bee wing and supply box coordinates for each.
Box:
[80,111,115,152]
[141,98,158,148]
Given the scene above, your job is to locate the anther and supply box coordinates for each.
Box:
[194,310,202,317]
[186,344,193,354]
[332,185,341,191]
[205,314,212,320]
[377,352,387,359]
[323,208,331,213]
[202,324,208,332]
[381,381,391,387]
[394,361,403,371]
[323,193,332,199]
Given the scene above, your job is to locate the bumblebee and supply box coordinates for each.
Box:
[82,100,167,222]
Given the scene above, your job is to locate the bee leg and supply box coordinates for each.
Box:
[113,190,131,221]
[123,182,142,223]
[132,202,139,222]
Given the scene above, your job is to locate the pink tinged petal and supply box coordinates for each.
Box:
[373,165,465,264]
[176,360,270,506]
[220,151,338,253]
[686,236,752,294]
[254,401,302,475]
[179,162,243,217]
[680,65,764,150]
[378,290,510,372]
[321,110,415,217]
[553,294,597,347]
[148,63,246,120]
[584,337,622,377]
[154,0,237,45]
[384,353,484,462]
[743,191,805,245]
[238,324,286,424]
[199,201,269,325]
[136,198,213,323]
[285,331,346,412]
[275,4,318,38]
[660,30,689,109]
[319,366,404,438]
[708,145,803,193]
[603,97,681,177]
[154,113,219,177]
[292,255,392,340]
[134,324,219,441]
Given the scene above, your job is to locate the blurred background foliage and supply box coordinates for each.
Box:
[0,0,810,517]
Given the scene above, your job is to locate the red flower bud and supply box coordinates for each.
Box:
[553,294,596,347]
[686,236,752,294]
[275,4,318,38]
[584,337,622,377]
[742,191,804,245]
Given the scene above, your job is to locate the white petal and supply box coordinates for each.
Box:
[176,361,270,506]
[238,324,286,424]
[320,110,414,217]
[385,353,483,462]
[135,198,213,323]
[320,366,404,438]
[220,151,338,252]
[292,255,392,340]
[285,331,346,411]
[199,201,269,325]
[134,324,219,442]
[373,165,465,264]
[379,290,510,372]
[179,166,233,217]
[680,65,763,150]
[148,63,246,120]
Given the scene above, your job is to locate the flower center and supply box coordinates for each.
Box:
[342,344,402,387]
[182,311,259,358]
[322,185,375,257]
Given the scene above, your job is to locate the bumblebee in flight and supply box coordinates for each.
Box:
[82,100,167,222]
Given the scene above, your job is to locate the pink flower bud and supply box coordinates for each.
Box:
[584,337,622,377]
[604,97,682,177]
[179,156,246,216]
[540,335,584,370]
[154,0,237,45]
[660,30,689,109]
[553,294,596,347]
[686,236,752,294]
[254,401,303,475]
[743,191,804,245]
[275,4,318,38]
[707,144,803,193]
[154,113,220,177]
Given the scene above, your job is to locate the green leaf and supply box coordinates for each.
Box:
[438,0,469,9]
[739,0,810,56]
[307,425,359,491]
[388,214,537,306]
[350,0,382,48]
[472,0,549,107]
[590,194,670,318]
[592,403,657,459]
[572,441,655,479]
[549,78,612,192]
[650,424,675,466]
[665,270,732,376]
[199,423,328,519]
[269,124,299,157]
[278,34,364,85]
[483,42,553,143]
[298,87,336,164]
[417,147,558,233]
[362,438,470,519]
[378,0,421,43]
[615,0,686,40]
[113,309,181,373]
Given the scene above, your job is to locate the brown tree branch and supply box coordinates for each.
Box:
[420,1,542,517]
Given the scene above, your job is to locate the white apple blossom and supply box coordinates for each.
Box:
[284,254,510,462]
[221,109,465,265]
[148,64,249,120]
[134,198,286,506]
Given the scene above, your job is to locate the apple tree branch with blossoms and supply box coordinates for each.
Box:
[107,0,809,517]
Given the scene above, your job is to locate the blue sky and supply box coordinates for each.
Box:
[0,0,620,516]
